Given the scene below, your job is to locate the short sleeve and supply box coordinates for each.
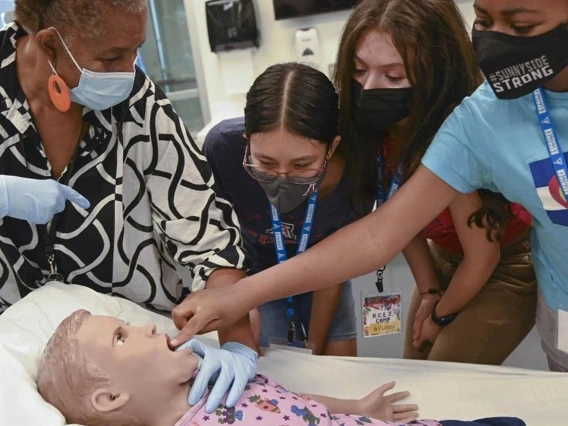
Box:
[145,106,246,292]
[422,99,492,194]
[202,123,233,202]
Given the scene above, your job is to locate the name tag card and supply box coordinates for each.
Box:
[362,291,402,338]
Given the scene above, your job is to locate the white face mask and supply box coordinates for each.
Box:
[49,27,136,111]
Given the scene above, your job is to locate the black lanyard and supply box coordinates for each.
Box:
[20,125,84,281]
[43,150,80,281]
[375,153,404,293]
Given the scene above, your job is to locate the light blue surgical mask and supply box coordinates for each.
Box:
[49,27,136,111]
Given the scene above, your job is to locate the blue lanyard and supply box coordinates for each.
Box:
[375,154,404,293]
[376,154,404,207]
[270,191,318,323]
[533,88,568,201]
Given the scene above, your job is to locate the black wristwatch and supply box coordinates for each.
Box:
[431,300,457,327]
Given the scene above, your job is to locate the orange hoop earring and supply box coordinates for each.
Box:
[48,73,71,113]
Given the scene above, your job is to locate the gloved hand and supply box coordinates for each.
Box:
[176,339,258,413]
[0,175,90,224]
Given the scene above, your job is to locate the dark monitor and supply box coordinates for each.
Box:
[273,0,356,21]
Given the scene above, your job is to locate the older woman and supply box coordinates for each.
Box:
[2,0,255,412]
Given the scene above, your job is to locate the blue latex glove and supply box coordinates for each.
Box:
[0,176,90,224]
[176,339,258,413]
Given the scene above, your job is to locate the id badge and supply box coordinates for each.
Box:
[362,291,402,338]
[267,337,314,354]
[536,292,568,356]
[558,309,568,355]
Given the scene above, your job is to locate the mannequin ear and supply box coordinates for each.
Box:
[328,135,342,158]
[35,29,60,63]
[91,388,130,413]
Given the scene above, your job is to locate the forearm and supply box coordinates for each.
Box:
[437,191,502,317]
[230,168,458,314]
[307,283,343,355]
[436,254,499,316]
[206,268,257,351]
[303,394,359,414]
[402,236,442,294]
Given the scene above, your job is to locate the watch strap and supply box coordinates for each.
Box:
[431,300,457,327]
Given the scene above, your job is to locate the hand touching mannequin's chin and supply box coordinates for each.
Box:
[36,312,426,426]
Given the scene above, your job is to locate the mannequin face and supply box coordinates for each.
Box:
[76,315,198,413]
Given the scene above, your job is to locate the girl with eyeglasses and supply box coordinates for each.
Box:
[173,0,568,374]
[198,0,537,367]
[201,63,372,357]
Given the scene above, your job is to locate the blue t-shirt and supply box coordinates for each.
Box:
[203,117,366,275]
[422,81,568,311]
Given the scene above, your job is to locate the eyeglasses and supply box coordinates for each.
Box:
[242,144,329,184]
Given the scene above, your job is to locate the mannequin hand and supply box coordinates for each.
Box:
[171,287,250,347]
[413,316,442,350]
[413,293,440,341]
[0,176,89,224]
[356,381,419,422]
[177,339,258,413]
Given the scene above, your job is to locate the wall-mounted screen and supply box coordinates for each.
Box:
[273,0,356,21]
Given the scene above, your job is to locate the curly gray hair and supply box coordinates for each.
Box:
[15,0,147,37]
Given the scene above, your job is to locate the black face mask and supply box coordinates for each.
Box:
[351,80,413,131]
[472,24,568,100]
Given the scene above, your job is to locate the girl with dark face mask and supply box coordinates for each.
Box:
[171,0,568,375]
[330,0,536,365]
[201,63,373,357]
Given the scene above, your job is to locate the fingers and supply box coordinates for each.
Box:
[377,381,396,394]
[225,372,249,408]
[387,391,410,403]
[38,192,66,224]
[393,403,419,413]
[412,319,421,341]
[188,354,223,406]
[169,328,192,348]
[61,185,90,209]
[170,293,221,347]
[174,338,200,355]
[170,300,200,347]
[188,365,215,406]
[206,366,235,413]
[413,337,427,351]
[177,338,208,357]
[34,208,54,225]
[197,319,223,334]
[394,412,420,423]
[413,313,428,340]
[170,316,220,348]
[172,302,191,331]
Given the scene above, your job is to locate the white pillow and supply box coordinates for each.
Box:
[0,282,218,426]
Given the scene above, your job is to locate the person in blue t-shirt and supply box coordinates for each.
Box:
[171,0,568,372]
[202,63,372,356]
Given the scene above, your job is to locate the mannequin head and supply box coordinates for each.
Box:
[36,310,197,426]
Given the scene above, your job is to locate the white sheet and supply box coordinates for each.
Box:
[0,283,566,426]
